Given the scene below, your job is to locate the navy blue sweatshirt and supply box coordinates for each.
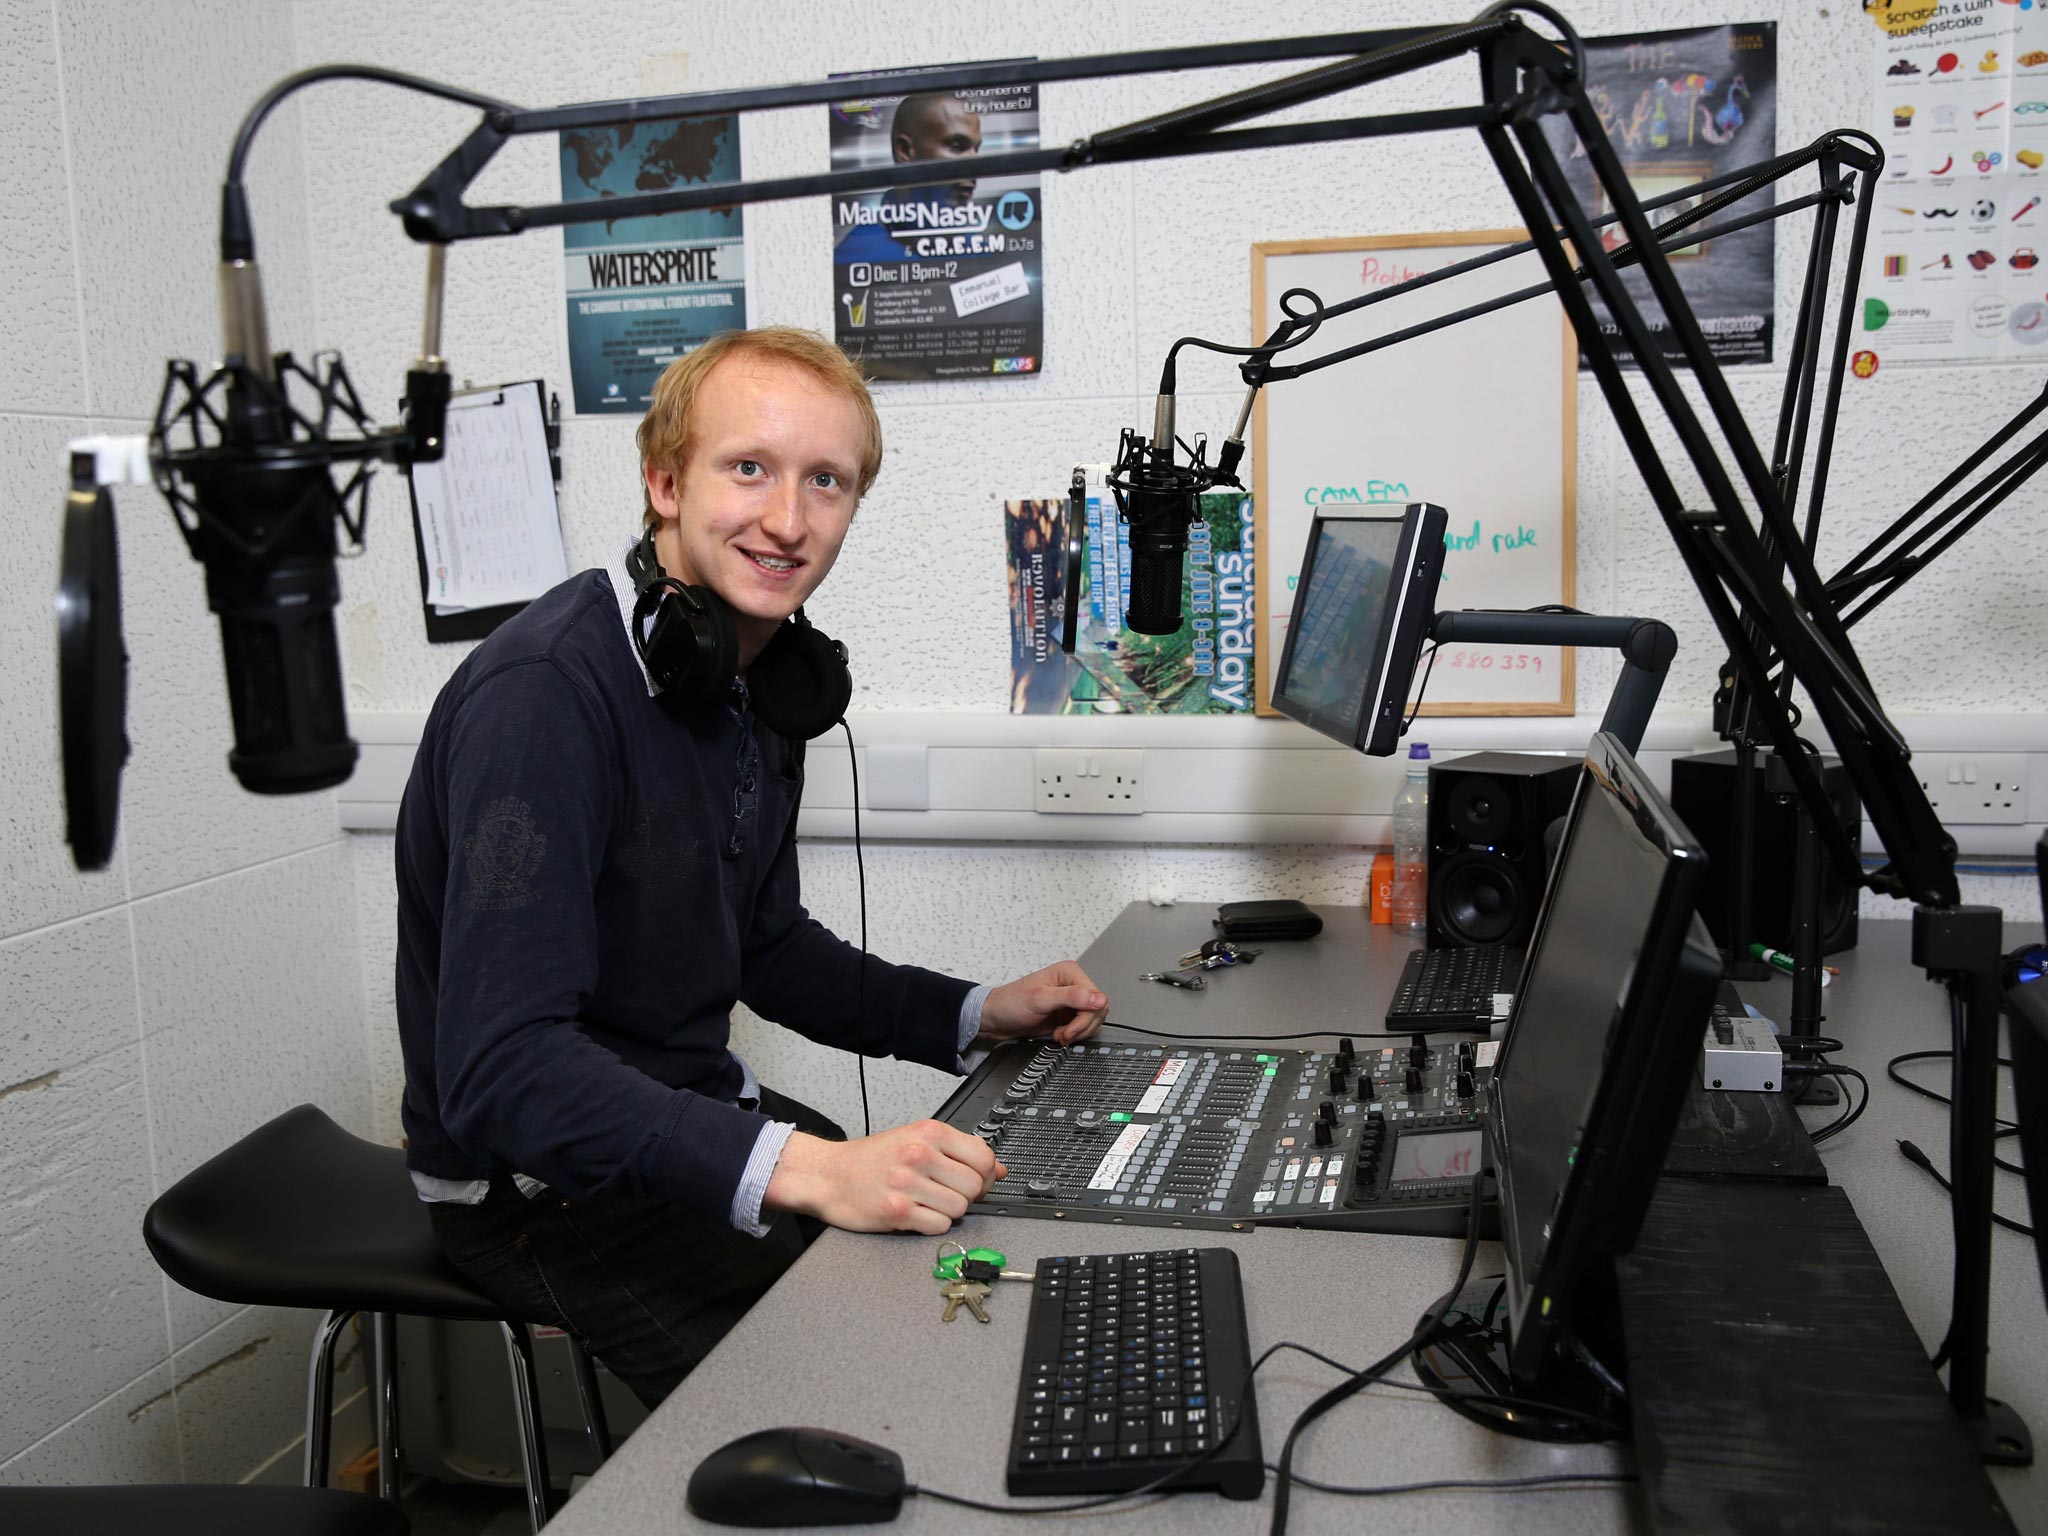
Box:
[394,565,974,1223]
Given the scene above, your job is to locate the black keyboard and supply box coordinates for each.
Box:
[1385,944,1523,1028]
[1006,1248,1263,1500]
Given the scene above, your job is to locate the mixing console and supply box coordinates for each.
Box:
[934,1035,1498,1237]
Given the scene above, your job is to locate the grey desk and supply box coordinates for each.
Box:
[546,905,2044,1534]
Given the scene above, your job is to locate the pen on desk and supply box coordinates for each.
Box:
[1748,942,1838,982]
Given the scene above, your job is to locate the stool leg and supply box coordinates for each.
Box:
[499,1320,553,1532]
[304,1308,355,1487]
[567,1337,613,1465]
[373,1311,401,1504]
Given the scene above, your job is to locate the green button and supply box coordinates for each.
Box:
[1255,1054,1276,1062]
[1110,1112,1131,1122]
[1263,1067,1278,1077]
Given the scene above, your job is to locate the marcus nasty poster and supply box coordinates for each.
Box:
[830,72,1044,380]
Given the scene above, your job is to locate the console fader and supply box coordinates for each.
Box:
[933,1035,1498,1237]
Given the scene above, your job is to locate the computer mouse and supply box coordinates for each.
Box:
[686,1426,906,1527]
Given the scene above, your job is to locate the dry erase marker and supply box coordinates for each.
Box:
[1748,942,1837,982]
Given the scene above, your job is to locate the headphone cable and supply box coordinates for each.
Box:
[841,718,872,1138]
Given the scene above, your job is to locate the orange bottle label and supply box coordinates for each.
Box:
[1369,852,1394,924]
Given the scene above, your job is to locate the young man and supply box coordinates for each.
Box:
[394,327,1107,1406]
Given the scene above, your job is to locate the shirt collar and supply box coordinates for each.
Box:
[608,536,662,698]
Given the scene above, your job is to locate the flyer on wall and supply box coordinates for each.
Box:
[1543,22,1780,368]
[558,114,748,415]
[830,69,1044,380]
[1862,2,2048,366]
[1005,479,1254,716]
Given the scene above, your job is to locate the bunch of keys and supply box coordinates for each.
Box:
[1179,938,1264,971]
[935,1242,1033,1324]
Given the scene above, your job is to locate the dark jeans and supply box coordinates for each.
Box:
[427,1086,844,1409]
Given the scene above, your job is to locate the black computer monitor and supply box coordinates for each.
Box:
[1486,732,1721,1386]
[1271,504,1447,757]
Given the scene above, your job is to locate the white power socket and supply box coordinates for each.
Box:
[1915,752,2030,825]
[1033,749,1144,814]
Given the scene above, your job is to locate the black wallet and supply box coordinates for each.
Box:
[1212,899,1323,942]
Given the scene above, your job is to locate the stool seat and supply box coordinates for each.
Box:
[0,1484,409,1536]
[143,1103,501,1321]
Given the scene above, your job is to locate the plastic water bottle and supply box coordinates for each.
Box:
[1391,743,1431,938]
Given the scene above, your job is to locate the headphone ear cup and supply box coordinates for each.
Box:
[749,619,852,741]
[639,580,739,706]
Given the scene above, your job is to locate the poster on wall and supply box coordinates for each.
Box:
[830,70,1044,380]
[1861,1,2048,365]
[558,114,748,414]
[1005,479,1254,715]
[1542,22,1780,368]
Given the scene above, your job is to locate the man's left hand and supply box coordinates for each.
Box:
[978,961,1108,1048]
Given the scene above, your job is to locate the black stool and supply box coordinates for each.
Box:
[0,1484,409,1536]
[143,1104,611,1532]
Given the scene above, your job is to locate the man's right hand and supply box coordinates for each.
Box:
[762,1120,1006,1235]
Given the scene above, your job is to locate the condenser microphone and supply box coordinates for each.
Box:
[1120,387,1201,635]
[151,185,449,795]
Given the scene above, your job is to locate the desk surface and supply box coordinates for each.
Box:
[547,905,2044,1535]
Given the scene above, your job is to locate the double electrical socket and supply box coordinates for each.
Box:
[1034,749,1144,814]
[1915,752,2031,825]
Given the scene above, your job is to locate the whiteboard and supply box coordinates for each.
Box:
[1252,232,1576,717]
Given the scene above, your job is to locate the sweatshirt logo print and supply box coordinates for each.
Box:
[464,796,548,910]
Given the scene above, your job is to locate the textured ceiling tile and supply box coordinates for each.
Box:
[0,0,85,416]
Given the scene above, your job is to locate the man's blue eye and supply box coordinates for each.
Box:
[735,460,762,477]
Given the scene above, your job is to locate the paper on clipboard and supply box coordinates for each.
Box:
[410,383,568,613]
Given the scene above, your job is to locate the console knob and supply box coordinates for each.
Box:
[1357,1076,1376,1101]
[1409,1034,1429,1069]
[1404,1067,1424,1094]
[1329,1065,1347,1094]
[1313,1120,1334,1148]
[1318,1099,1338,1125]
[1338,1036,1357,1064]
[991,1103,1016,1118]
[1456,1070,1477,1098]
[1026,1178,1058,1198]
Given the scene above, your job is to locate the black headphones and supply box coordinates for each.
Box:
[625,531,852,741]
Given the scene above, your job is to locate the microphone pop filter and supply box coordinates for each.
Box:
[56,465,130,871]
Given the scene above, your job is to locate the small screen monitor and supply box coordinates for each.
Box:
[1487,732,1721,1384]
[1272,504,1447,757]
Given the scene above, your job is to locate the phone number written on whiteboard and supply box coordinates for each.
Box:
[1443,649,1546,673]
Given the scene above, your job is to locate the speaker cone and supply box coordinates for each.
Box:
[1432,850,1529,946]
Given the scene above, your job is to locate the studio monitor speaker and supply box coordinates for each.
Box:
[1670,749,1862,957]
[1426,753,1580,950]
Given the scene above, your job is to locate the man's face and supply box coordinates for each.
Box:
[644,355,865,661]
[893,97,982,203]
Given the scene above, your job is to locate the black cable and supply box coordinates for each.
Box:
[1399,644,1441,736]
[839,720,871,1139]
[227,64,511,185]
[1265,1339,1625,1439]
[1274,1467,1636,1499]
[1269,1167,1493,1535]
[1897,1140,2035,1238]
[1793,1063,1869,1144]
[1105,1020,1486,1042]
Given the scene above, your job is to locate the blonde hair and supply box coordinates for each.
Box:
[637,327,883,529]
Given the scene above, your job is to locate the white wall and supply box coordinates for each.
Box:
[299,1,2046,1140]
[0,0,373,1492]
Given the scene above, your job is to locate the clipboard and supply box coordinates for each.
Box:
[405,379,567,643]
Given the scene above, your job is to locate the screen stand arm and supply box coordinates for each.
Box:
[1911,904,2034,1466]
[1428,611,1676,757]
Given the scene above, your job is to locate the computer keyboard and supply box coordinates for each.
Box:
[1385,944,1523,1028]
[1006,1248,1263,1500]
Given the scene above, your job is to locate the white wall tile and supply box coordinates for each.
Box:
[349,833,405,1147]
[171,1303,344,1485]
[133,842,369,1348]
[56,0,312,420]
[0,415,130,939]
[0,0,85,417]
[0,1363,180,1487]
[0,1035,169,1465]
